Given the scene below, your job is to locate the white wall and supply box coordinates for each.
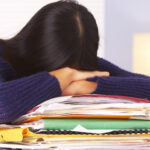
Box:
[0,0,104,57]
[105,0,150,71]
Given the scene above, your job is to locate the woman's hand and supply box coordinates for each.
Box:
[50,67,74,91]
[62,80,98,96]
[49,67,109,91]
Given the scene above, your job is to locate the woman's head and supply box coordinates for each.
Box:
[1,0,99,77]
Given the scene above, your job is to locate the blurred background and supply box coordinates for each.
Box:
[0,0,150,75]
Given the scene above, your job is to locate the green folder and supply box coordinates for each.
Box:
[42,119,150,130]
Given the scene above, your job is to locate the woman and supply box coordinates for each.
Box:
[0,0,149,123]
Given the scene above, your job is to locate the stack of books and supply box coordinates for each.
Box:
[0,94,150,149]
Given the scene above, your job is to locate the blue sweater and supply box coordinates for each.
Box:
[0,44,150,123]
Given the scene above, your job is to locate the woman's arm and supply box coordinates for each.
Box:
[0,57,109,123]
[88,76,150,100]
[98,57,149,78]
[63,75,150,101]
[0,71,62,124]
[88,58,150,99]
[63,75,150,100]
[0,57,62,123]
[63,58,150,100]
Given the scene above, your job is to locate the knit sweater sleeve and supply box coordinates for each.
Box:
[0,57,62,123]
[87,57,150,100]
[97,57,149,78]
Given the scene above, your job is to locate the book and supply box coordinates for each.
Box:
[1,94,150,149]
[13,94,150,123]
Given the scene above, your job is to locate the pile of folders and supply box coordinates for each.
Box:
[0,94,150,149]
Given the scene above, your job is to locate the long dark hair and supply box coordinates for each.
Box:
[0,0,99,77]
